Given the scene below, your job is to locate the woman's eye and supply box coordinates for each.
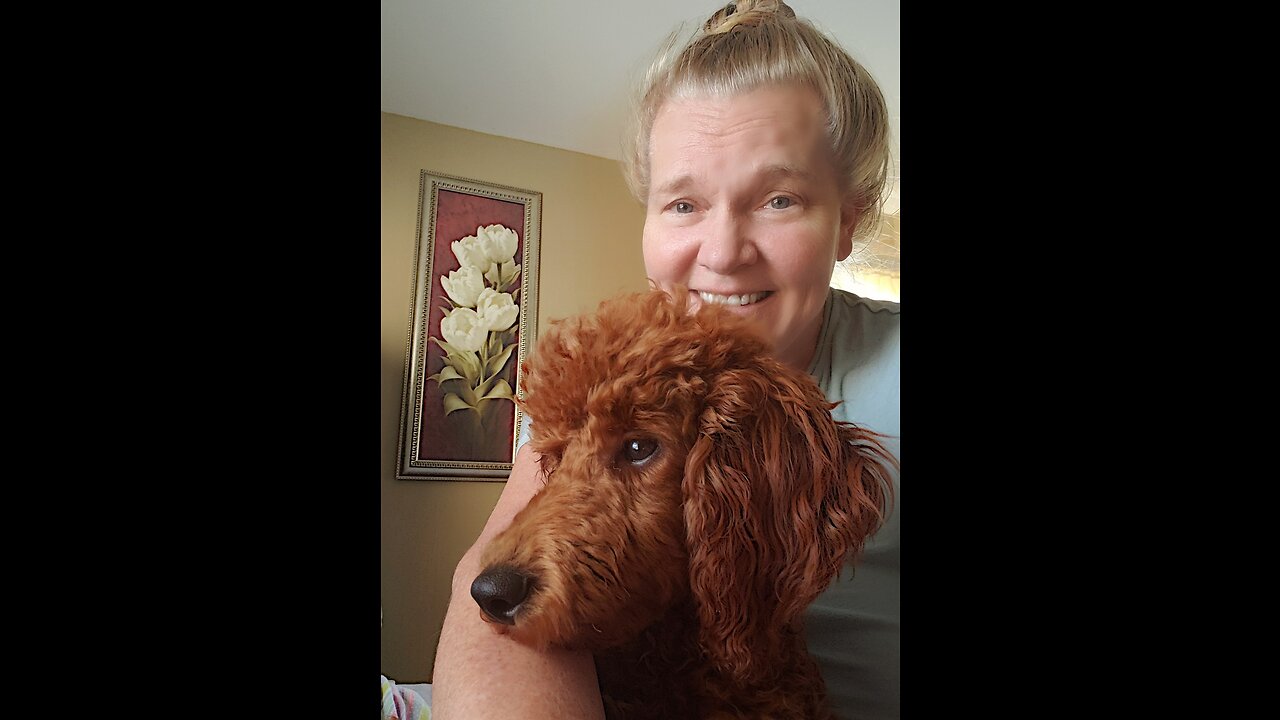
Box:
[622,438,658,463]
[768,196,793,209]
[673,201,694,214]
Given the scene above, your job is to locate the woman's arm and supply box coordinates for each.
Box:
[431,444,606,719]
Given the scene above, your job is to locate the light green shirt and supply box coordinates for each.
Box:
[804,288,901,720]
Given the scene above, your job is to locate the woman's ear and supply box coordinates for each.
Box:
[681,360,893,683]
[838,196,860,261]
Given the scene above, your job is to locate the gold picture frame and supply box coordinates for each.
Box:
[396,170,542,481]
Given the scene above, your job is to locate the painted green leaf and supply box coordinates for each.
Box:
[443,393,476,415]
[429,336,458,357]
[447,350,483,380]
[487,331,503,358]
[485,342,516,377]
[427,365,465,384]
[457,380,479,407]
[480,379,515,403]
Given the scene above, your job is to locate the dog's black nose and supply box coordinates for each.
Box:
[470,566,532,625]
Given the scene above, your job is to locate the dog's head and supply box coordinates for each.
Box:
[473,289,893,680]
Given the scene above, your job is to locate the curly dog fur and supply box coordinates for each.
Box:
[473,289,895,719]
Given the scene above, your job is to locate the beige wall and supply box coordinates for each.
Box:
[381,111,649,682]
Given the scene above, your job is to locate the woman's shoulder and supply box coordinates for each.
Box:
[809,288,898,389]
[825,288,900,349]
[830,287,899,319]
[819,288,900,436]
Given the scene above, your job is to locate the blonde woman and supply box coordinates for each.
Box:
[434,2,899,717]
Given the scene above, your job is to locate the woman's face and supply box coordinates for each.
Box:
[642,84,857,371]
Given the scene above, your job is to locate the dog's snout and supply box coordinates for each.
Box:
[470,566,532,625]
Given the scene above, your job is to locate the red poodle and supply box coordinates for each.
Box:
[472,289,894,719]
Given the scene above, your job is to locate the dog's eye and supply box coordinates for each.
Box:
[622,438,658,464]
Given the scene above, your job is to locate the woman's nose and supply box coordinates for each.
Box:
[696,211,757,274]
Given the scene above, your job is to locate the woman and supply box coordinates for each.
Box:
[433,2,899,717]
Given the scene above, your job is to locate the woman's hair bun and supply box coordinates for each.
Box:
[703,0,797,35]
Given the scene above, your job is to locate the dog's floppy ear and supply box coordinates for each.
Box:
[682,359,894,682]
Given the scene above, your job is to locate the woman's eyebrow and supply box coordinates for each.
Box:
[654,165,813,195]
[650,165,817,203]
[757,164,815,183]
[651,174,696,198]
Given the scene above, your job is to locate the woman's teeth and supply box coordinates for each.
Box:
[698,290,771,306]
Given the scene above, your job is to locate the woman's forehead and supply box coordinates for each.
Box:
[648,88,834,191]
[653,87,823,149]
[656,84,823,130]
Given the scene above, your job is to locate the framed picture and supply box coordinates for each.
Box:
[397,170,542,481]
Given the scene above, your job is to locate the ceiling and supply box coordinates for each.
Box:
[380,0,900,213]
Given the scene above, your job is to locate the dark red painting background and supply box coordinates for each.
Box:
[418,189,526,463]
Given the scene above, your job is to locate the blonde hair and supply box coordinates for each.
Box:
[621,0,893,243]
